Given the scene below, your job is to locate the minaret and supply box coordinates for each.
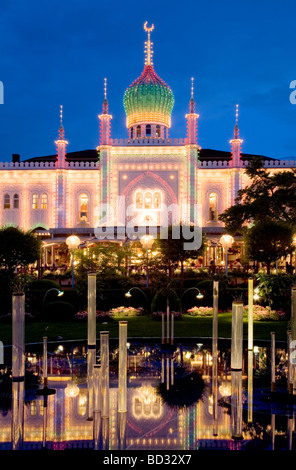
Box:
[185,78,199,145]
[99,78,112,145]
[55,105,68,228]
[55,105,68,169]
[230,104,243,167]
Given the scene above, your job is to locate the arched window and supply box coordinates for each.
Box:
[79,193,88,222]
[136,125,141,138]
[144,192,152,209]
[130,127,134,139]
[136,192,143,209]
[153,192,161,209]
[156,125,161,137]
[41,194,47,209]
[146,124,151,136]
[209,192,218,221]
[13,194,19,209]
[4,193,10,209]
[32,194,38,210]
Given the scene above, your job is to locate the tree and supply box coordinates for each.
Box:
[0,226,41,274]
[244,220,293,274]
[219,157,296,234]
[157,225,205,288]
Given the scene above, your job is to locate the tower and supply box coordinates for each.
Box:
[230,104,243,168]
[186,78,199,146]
[55,106,68,227]
[55,105,68,169]
[229,105,243,205]
[99,78,112,146]
[123,23,174,140]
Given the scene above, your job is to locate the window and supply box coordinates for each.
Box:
[136,192,143,209]
[209,192,218,221]
[13,194,19,209]
[32,194,38,209]
[79,193,88,222]
[146,124,151,136]
[41,194,47,209]
[130,127,134,139]
[136,125,141,138]
[4,193,10,209]
[153,192,161,209]
[144,192,152,209]
[156,125,161,137]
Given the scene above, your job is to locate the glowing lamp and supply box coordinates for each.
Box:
[65,382,79,398]
[66,235,81,250]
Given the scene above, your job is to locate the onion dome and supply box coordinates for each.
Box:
[123,23,174,129]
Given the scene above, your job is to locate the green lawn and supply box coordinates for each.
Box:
[0,313,289,346]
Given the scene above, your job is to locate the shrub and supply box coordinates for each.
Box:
[243,305,287,321]
[187,306,214,317]
[75,310,112,322]
[109,306,145,317]
[42,301,77,321]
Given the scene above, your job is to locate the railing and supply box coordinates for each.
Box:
[0,161,99,169]
[110,137,188,146]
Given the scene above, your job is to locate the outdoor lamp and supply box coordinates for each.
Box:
[43,288,64,305]
[219,234,234,276]
[66,235,81,289]
[254,287,260,301]
[65,382,79,398]
[196,291,204,300]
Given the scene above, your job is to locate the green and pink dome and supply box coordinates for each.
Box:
[123,64,174,128]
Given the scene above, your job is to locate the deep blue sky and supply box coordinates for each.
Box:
[0,0,295,162]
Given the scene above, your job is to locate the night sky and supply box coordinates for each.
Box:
[0,0,295,162]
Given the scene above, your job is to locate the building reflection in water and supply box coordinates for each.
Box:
[0,343,295,450]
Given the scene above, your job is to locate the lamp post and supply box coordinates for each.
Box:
[180,287,204,302]
[219,234,234,276]
[43,288,64,305]
[66,235,81,289]
[140,235,155,288]
[125,287,149,307]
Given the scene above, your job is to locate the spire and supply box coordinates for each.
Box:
[234,103,239,139]
[58,105,65,140]
[230,104,243,167]
[103,77,109,114]
[99,78,112,145]
[186,77,199,145]
[144,22,154,66]
[189,77,195,113]
[55,105,68,168]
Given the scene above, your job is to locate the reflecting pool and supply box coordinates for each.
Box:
[0,339,295,450]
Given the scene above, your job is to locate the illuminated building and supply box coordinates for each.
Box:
[0,23,291,262]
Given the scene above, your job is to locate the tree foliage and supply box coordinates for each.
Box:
[0,226,41,273]
[157,225,205,288]
[219,158,296,234]
[244,220,293,273]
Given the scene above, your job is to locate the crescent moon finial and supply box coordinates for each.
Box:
[144,22,154,66]
[144,21,154,33]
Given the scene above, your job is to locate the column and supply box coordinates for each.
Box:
[231,301,243,439]
[87,273,97,420]
[11,294,25,450]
